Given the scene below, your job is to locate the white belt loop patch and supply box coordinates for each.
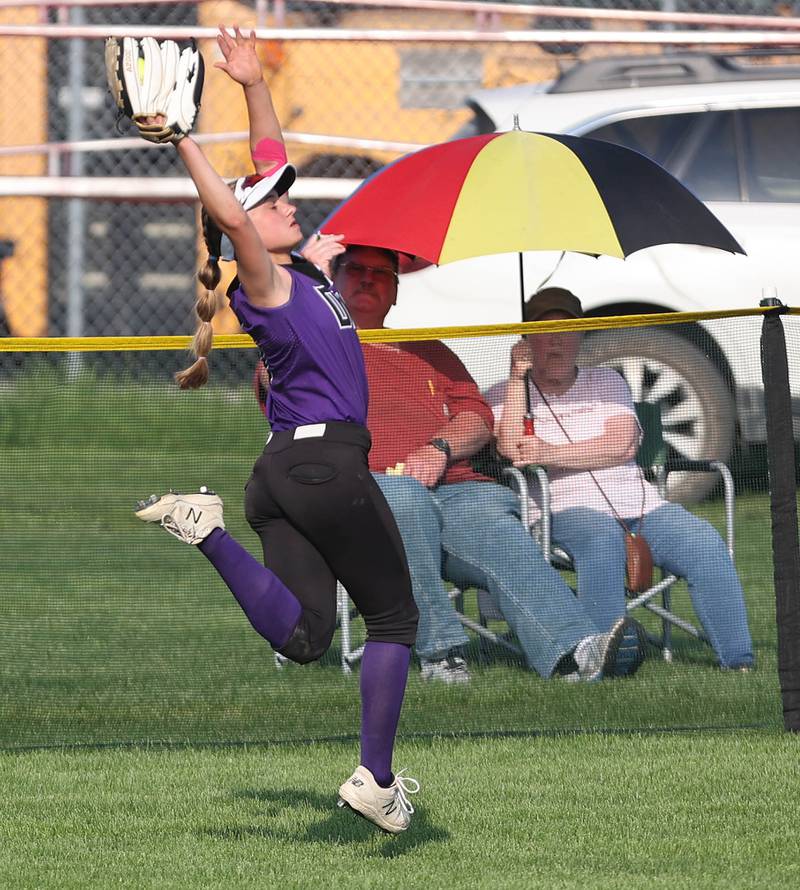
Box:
[294,423,327,440]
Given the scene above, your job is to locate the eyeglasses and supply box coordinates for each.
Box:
[339,261,398,285]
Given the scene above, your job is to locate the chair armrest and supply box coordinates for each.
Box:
[502,465,527,493]
[502,464,552,561]
[665,458,728,474]
[503,466,530,530]
[663,460,735,557]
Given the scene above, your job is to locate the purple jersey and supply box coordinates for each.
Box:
[229,267,368,431]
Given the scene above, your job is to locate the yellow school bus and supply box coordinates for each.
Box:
[0,1,569,337]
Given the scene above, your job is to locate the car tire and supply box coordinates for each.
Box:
[579,326,736,504]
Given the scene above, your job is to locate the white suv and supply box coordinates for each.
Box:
[391,52,800,501]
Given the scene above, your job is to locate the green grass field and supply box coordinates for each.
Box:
[2,734,799,889]
[1,365,797,887]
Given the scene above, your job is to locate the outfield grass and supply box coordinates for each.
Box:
[1,362,797,888]
[1,733,798,889]
[0,367,788,746]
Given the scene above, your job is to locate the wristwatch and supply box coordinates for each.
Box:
[428,437,452,460]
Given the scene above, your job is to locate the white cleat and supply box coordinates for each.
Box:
[337,765,419,834]
[134,486,224,545]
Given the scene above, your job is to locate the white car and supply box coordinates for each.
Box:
[391,52,800,501]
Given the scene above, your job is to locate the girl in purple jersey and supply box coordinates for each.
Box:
[134,28,419,834]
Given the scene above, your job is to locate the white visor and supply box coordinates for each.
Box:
[232,164,297,212]
[218,163,298,261]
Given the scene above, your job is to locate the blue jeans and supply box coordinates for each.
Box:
[373,475,599,677]
[550,504,754,669]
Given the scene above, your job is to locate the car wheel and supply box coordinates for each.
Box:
[579,327,736,504]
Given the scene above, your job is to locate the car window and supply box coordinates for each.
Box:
[742,107,800,203]
[678,111,741,202]
[588,110,741,202]
[587,113,695,166]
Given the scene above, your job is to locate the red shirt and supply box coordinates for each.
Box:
[362,340,496,485]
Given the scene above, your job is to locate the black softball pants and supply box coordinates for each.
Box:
[244,422,418,664]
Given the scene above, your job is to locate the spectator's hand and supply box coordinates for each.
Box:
[301,233,346,278]
[509,338,532,380]
[215,25,262,87]
[513,435,545,467]
[402,444,448,487]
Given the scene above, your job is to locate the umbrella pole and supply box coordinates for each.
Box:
[518,252,534,420]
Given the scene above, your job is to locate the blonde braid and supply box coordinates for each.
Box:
[175,209,222,389]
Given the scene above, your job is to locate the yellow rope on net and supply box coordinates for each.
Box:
[0,306,796,352]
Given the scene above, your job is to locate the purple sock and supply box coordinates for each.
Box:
[360,641,411,788]
[198,528,302,649]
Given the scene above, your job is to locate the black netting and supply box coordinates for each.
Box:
[1,311,796,749]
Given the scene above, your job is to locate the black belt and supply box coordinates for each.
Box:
[264,421,371,453]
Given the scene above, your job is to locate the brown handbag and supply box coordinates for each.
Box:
[530,377,654,594]
[624,531,654,594]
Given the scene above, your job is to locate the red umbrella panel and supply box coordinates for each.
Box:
[319,130,744,265]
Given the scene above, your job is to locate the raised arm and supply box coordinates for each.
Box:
[496,339,532,462]
[215,26,285,174]
[175,136,291,307]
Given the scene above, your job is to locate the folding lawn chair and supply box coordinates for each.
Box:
[278,584,522,674]
[279,404,735,673]
[493,401,736,662]
[275,578,525,676]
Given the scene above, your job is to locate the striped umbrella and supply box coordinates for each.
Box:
[320,127,744,307]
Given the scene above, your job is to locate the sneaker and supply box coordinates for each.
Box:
[337,765,419,834]
[419,653,471,684]
[612,617,647,678]
[134,486,224,545]
[569,616,644,682]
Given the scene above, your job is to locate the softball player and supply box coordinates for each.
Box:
[134,29,419,833]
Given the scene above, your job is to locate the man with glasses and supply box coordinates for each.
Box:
[323,244,646,684]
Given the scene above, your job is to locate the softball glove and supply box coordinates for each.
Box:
[105,36,204,144]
